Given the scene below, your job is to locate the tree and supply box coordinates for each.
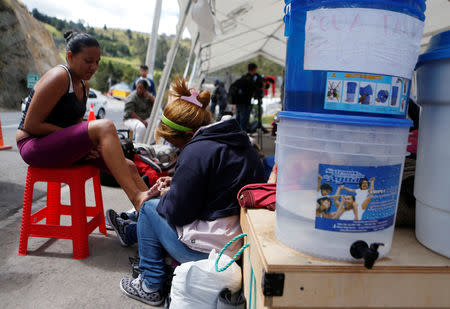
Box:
[155,37,169,71]
[126,29,132,39]
[131,34,148,64]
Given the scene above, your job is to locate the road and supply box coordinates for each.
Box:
[0,96,125,220]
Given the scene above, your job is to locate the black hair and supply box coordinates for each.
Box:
[320,183,332,192]
[359,177,369,189]
[136,79,149,88]
[140,65,149,70]
[317,197,331,213]
[248,63,257,71]
[64,30,99,55]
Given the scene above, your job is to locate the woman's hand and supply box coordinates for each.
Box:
[156,176,172,196]
[156,176,172,189]
[159,187,170,196]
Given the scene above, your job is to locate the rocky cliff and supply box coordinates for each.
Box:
[0,0,62,109]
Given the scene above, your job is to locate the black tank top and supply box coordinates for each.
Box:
[18,65,87,130]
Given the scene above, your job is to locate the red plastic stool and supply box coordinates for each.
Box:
[18,165,107,259]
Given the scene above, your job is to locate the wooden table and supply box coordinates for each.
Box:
[241,208,450,308]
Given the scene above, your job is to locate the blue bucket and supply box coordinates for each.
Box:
[283,0,426,118]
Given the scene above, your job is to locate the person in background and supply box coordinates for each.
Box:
[210,79,228,121]
[112,77,265,306]
[233,63,263,132]
[16,30,154,211]
[123,80,155,143]
[132,64,156,97]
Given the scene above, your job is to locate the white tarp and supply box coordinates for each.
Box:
[178,0,449,84]
[178,0,286,86]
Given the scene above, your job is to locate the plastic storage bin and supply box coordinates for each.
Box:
[283,0,426,118]
[275,111,411,261]
[414,30,450,258]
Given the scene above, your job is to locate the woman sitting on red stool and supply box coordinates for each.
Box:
[16,30,154,211]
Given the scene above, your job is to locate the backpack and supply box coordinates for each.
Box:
[228,75,253,105]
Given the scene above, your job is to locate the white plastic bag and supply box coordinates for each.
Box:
[169,249,242,309]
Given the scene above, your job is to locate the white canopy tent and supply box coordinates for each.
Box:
[182,0,450,87]
[144,0,450,144]
[181,0,287,88]
[420,0,450,50]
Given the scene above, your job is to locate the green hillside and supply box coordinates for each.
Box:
[30,8,283,93]
[31,8,191,93]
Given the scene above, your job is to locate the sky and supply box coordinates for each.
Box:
[20,0,184,35]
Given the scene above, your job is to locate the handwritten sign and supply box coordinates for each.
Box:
[304,8,424,79]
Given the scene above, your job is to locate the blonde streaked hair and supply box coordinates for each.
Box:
[155,77,212,141]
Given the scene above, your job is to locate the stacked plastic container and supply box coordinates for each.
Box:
[414,30,450,258]
[275,0,426,262]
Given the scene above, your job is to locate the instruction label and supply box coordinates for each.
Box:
[324,71,410,115]
[304,8,424,79]
[315,163,402,233]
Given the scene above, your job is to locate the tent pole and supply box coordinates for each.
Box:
[144,0,194,144]
[183,32,200,79]
[145,0,163,79]
[188,53,199,88]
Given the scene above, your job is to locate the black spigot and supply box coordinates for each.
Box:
[350,240,384,269]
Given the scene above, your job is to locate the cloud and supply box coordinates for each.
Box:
[19,0,183,35]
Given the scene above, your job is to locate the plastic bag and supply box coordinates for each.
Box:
[169,249,242,309]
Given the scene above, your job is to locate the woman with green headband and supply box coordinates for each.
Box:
[112,77,265,305]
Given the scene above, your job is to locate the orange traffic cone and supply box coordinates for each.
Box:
[0,118,12,150]
[88,104,96,121]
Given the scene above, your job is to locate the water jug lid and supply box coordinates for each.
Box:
[417,30,450,68]
[278,111,412,127]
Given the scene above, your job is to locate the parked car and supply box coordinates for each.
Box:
[108,82,132,99]
[84,89,107,119]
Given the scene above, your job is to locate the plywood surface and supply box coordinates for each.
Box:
[241,208,450,273]
[241,208,450,308]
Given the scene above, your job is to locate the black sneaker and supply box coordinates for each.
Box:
[104,215,114,230]
[120,275,165,306]
[106,209,129,246]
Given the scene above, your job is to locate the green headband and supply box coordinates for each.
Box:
[161,114,192,132]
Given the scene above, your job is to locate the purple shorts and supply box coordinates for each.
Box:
[17,122,108,171]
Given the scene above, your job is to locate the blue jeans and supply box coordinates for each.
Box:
[125,222,138,245]
[137,198,209,290]
[236,104,252,132]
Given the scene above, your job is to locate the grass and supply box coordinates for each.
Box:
[100,56,140,67]
[44,24,63,39]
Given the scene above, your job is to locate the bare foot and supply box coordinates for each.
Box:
[133,188,160,211]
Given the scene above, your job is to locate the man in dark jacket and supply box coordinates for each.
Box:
[233,63,264,132]
[210,79,228,121]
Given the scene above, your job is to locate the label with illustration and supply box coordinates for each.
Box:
[315,163,402,233]
[324,72,410,115]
